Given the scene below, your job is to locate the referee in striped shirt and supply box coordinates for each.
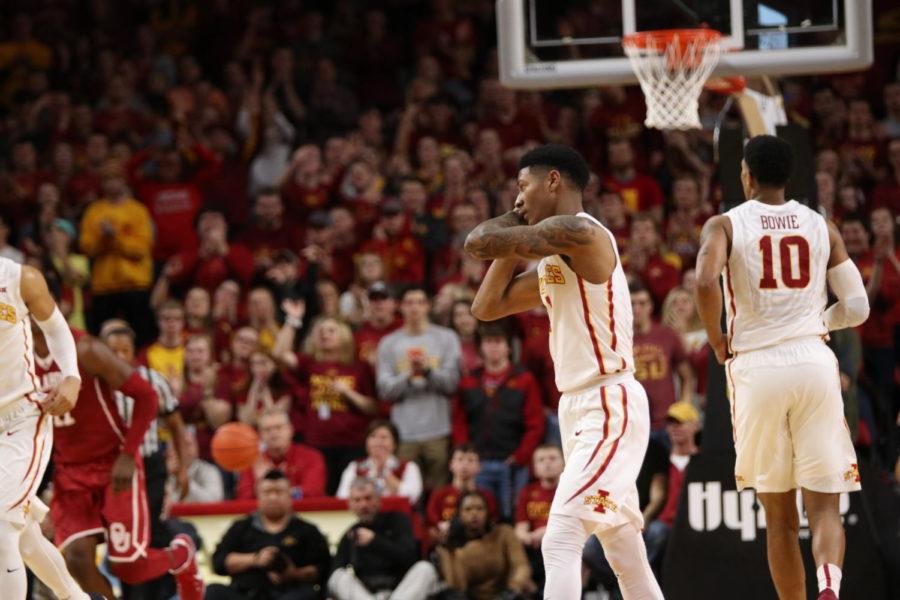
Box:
[100,319,191,600]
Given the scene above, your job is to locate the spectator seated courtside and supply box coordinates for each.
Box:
[329,478,441,600]
[208,469,332,600]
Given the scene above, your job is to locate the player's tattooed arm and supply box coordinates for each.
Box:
[465,213,598,260]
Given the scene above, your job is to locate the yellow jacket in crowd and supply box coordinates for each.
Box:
[80,197,154,294]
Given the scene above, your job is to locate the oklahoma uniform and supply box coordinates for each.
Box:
[34,334,153,561]
[538,212,651,532]
[722,199,860,493]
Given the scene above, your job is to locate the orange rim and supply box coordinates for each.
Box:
[705,76,747,95]
[622,28,722,54]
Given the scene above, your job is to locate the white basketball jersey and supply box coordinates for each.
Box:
[0,258,40,411]
[538,212,633,393]
[723,199,829,353]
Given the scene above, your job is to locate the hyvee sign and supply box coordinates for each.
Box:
[662,453,888,600]
[685,481,853,542]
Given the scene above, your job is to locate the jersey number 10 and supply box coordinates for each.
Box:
[758,235,810,289]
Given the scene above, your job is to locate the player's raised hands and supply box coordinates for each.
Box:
[41,375,81,416]
[111,452,137,492]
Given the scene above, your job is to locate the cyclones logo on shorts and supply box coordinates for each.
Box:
[843,463,860,483]
[584,488,618,514]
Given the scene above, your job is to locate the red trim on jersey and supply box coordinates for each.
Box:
[606,280,617,351]
[724,264,737,353]
[10,410,46,509]
[583,386,611,468]
[21,320,40,395]
[567,384,629,503]
[577,276,606,375]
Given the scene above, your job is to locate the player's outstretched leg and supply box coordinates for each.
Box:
[542,513,589,599]
[596,523,664,600]
[109,535,203,600]
[19,519,92,600]
[64,537,116,599]
[758,491,805,600]
[0,520,28,600]
[802,489,846,599]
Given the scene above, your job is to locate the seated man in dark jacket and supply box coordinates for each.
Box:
[328,477,440,599]
[207,469,332,600]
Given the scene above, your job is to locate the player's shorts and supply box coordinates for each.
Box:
[726,336,861,494]
[52,453,151,563]
[550,373,650,534]
[0,397,52,527]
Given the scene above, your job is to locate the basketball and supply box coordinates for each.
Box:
[211,423,260,472]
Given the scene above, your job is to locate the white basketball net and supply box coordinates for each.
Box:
[623,30,723,130]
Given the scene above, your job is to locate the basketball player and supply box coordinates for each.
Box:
[694,135,869,600]
[466,144,663,600]
[0,257,103,600]
[32,324,204,600]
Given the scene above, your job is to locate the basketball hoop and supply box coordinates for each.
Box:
[622,29,723,130]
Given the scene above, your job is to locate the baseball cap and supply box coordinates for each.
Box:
[368,281,394,300]
[52,218,77,239]
[666,401,700,424]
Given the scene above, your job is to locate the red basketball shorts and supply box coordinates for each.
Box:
[51,453,151,563]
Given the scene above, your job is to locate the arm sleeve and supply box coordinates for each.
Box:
[824,259,870,331]
[118,371,158,456]
[34,308,80,379]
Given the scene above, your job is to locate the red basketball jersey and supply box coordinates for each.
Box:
[34,329,125,465]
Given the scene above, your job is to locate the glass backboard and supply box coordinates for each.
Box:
[498,0,872,88]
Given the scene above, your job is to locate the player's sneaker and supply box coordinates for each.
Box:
[169,533,204,600]
[817,590,838,600]
[88,594,109,600]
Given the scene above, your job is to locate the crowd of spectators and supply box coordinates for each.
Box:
[4,0,899,598]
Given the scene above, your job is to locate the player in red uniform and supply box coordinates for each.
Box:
[33,327,204,600]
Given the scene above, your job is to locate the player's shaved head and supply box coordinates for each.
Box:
[743,135,794,188]
[518,144,590,190]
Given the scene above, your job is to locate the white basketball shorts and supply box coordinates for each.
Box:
[0,398,52,527]
[726,336,861,494]
[550,374,650,534]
